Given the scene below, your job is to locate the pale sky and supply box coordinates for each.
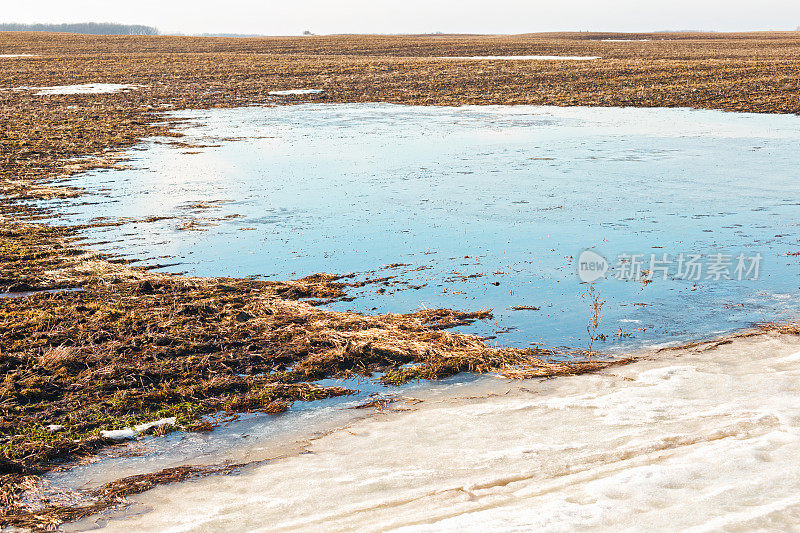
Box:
[4,0,800,36]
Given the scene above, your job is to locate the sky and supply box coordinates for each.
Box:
[4,0,800,35]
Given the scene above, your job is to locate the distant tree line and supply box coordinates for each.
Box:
[0,22,159,35]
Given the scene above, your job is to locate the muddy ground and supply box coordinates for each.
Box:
[1,31,799,529]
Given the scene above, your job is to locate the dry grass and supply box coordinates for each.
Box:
[759,322,800,335]
[2,463,244,531]
[0,221,611,527]
[36,346,80,370]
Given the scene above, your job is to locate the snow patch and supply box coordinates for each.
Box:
[636,365,697,384]
[0,54,37,58]
[777,351,800,363]
[268,89,324,96]
[100,417,176,441]
[439,55,600,61]
[1,84,140,95]
[34,83,140,95]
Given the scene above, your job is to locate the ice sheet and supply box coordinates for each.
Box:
[75,332,800,531]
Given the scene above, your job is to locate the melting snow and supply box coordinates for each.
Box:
[268,89,325,95]
[0,84,140,95]
[87,333,800,531]
[33,83,141,95]
[439,55,600,60]
[100,417,176,441]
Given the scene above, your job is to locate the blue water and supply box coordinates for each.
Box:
[46,104,800,350]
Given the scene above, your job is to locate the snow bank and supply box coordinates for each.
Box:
[88,331,800,531]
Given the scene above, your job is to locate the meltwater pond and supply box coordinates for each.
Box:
[48,104,800,349]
